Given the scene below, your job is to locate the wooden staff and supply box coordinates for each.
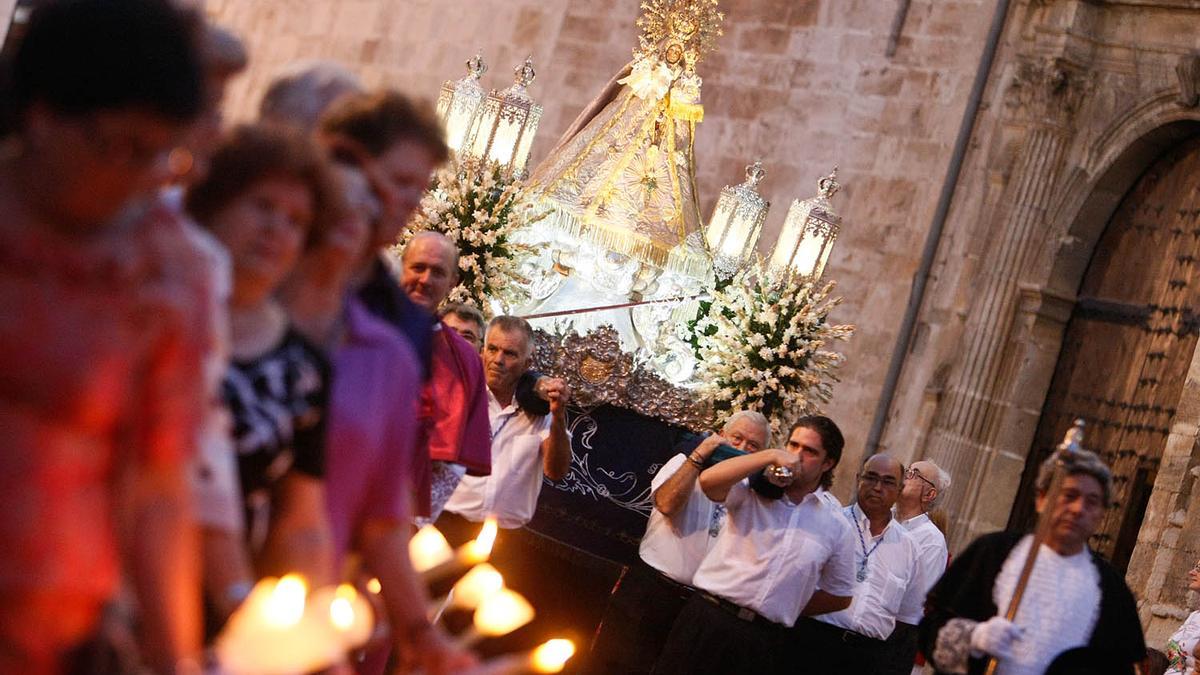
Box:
[983,419,1086,675]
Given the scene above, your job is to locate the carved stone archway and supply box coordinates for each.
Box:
[921,61,1200,551]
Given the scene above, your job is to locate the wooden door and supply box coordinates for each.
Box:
[1009,135,1200,571]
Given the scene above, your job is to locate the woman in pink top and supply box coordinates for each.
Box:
[281,158,474,674]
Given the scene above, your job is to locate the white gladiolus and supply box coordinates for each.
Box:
[694,261,854,434]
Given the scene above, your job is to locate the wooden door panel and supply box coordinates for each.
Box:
[1009,135,1200,570]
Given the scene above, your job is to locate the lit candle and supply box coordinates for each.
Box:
[265,574,307,628]
[530,639,576,674]
[451,563,505,610]
[420,516,501,583]
[464,516,499,564]
[474,588,535,638]
[215,575,346,675]
[315,583,375,649]
[478,639,577,675]
[410,524,454,573]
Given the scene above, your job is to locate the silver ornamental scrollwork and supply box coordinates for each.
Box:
[531,325,712,431]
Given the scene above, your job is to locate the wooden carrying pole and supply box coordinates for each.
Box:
[982,419,1086,675]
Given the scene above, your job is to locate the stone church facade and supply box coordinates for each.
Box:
[6,0,1199,642]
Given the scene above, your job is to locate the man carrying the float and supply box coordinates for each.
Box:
[918,440,1145,674]
[796,453,924,672]
[587,411,772,674]
[653,416,856,675]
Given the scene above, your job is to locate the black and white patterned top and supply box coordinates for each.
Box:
[222,327,329,550]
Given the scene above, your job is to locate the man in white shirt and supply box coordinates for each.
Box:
[587,411,771,674]
[654,416,857,675]
[883,459,952,675]
[442,315,572,529]
[799,453,923,672]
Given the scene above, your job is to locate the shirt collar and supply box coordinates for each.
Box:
[850,503,896,538]
[897,511,931,528]
[486,385,520,416]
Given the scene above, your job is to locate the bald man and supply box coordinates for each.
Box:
[397,232,492,520]
[399,232,564,519]
[796,454,924,673]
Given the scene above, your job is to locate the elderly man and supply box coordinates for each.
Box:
[798,453,923,673]
[398,232,492,517]
[587,411,772,674]
[655,416,857,675]
[442,315,572,528]
[399,233,564,518]
[881,459,953,675]
[919,450,1145,675]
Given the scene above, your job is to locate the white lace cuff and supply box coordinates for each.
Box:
[932,617,978,674]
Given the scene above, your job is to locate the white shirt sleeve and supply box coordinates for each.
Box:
[896,541,927,625]
[818,520,858,597]
[650,454,691,494]
[914,531,949,596]
[721,477,751,509]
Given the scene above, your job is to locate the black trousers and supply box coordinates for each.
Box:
[584,560,694,675]
[653,593,787,675]
[787,616,887,674]
[878,621,920,675]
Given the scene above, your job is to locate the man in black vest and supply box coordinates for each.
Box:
[918,449,1145,675]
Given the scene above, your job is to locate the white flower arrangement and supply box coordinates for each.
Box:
[395,157,544,316]
[693,261,854,436]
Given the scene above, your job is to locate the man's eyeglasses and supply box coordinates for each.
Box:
[859,472,900,490]
[905,467,937,491]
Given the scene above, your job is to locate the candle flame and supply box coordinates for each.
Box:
[330,597,355,631]
[410,524,454,572]
[451,563,505,609]
[530,639,576,673]
[465,516,499,563]
[473,588,534,636]
[265,574,307,628]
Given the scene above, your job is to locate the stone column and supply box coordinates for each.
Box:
[1128,341,1200,645]
[923,56,1093,550]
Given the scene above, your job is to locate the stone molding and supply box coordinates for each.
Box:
[1177,51,1200,108]
[1004,56,1095,127]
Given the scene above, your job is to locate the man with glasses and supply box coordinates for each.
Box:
[797,454,924,672]
[587,411,771,674]
[883,460,953,675]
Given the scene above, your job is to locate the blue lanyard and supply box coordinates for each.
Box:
[851,507,884,581]
[491,412,514,441]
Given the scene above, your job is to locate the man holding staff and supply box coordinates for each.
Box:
[918,439,1145,674]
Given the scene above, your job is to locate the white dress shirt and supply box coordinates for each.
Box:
[639,453,719,585]
[443,387,562,528]
[899,511,949,598]
[991,535,1100,675]
[818,504,924,639]
[691,483,856,626]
